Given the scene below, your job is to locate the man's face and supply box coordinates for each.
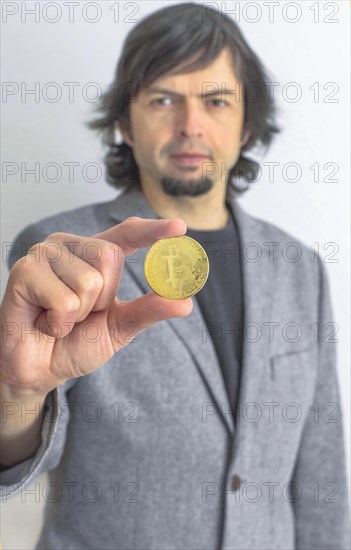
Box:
[120,47,247,197]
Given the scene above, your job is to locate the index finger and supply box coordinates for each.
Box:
[93,217,187,255]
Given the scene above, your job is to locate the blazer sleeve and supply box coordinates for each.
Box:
[292,258,350,550]
[0,381,74,501]
[0,223,78,501]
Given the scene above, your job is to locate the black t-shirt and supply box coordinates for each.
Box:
[186,209,243,416]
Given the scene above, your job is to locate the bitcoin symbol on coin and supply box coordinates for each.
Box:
[164,244,191,289]
[144,236,209,299]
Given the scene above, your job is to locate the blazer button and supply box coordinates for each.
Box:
[231,474,241,492]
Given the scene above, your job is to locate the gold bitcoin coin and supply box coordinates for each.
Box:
[144,235,209,299]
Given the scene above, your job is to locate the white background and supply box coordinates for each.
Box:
[1,1,350,548]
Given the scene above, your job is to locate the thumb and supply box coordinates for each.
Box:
[107,293,193,350]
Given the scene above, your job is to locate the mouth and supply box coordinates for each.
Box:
[170,153,210,166]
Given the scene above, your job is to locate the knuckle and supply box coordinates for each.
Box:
[9,257,26,275]
[26,242,42,256]
[105,243,121,263]
[123,216,141,225]
[45,231,67,242]
[10,256,37,279]
[60,293,81,313]
[27,241,60,257]
[78,272,104,293]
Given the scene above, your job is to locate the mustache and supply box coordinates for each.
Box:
[166,143,212,157]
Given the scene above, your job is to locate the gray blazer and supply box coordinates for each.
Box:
[1,185,349,550]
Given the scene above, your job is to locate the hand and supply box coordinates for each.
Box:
[0,217,193,395]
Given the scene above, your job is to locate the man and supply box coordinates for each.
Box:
[1,3,349,550]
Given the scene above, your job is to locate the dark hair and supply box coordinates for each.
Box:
[86,2,281,192]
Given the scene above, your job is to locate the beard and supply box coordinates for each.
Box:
[160,174,214,197]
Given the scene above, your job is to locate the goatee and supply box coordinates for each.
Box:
[161,176,214,197]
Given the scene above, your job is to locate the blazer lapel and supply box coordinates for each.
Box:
[107,185,276,436]
[231,193,277,427]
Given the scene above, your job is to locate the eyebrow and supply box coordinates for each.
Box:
[143,87,237,99]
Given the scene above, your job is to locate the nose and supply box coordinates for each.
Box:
[175,102,204,139]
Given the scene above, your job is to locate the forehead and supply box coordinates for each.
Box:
[141,48,241,94]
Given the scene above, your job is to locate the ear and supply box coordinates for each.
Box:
[115,120,134,148]
[240,128,251,147]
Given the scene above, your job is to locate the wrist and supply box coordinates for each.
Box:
[0,380,52,401]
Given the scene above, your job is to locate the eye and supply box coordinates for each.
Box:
[151,97,173,106]
[207,98,228,107]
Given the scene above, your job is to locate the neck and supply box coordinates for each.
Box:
[139,178,230,230]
